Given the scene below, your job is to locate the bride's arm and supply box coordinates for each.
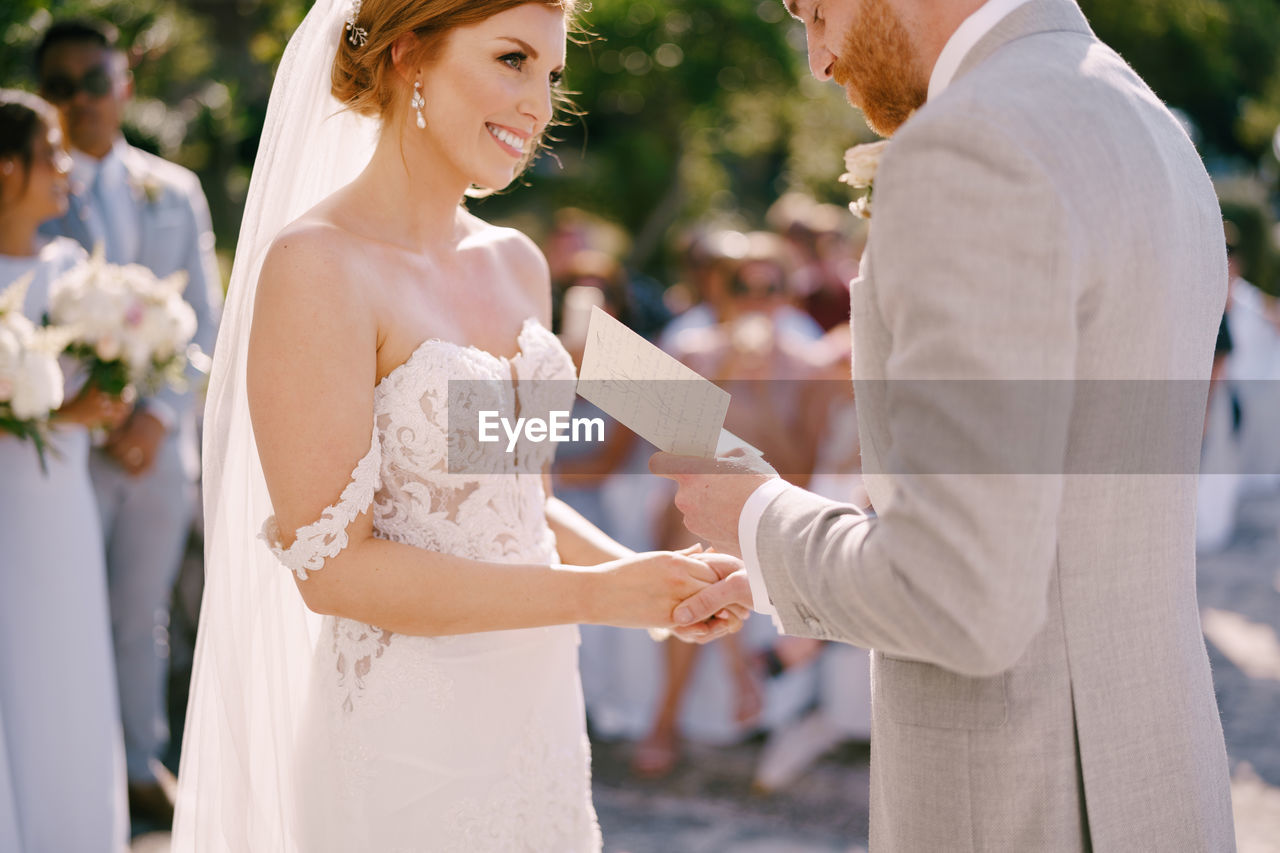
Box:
[543,475,751,632]
[248,228,713,637]
[545,490,632,565]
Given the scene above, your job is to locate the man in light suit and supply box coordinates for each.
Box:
[653,0,1236,849]
[36,18,221,828]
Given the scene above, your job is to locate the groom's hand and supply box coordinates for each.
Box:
[649,448,778,558]
[672,551,755,644]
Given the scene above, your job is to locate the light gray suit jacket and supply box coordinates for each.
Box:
[754,2,1235,850]
[43,142,222,477]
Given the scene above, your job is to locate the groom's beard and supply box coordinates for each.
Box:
[831,0,928,137]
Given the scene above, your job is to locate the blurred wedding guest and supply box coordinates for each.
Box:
[659,228,824,350]
[0,88,130,853]
[635,233,824,776]
[35,18,221,828]
[557,248,633,332]
[754,323,871,792]
[1223,228,1280,495]
[1197,313,1243,552]
[546,208,667,337]
[556,282,662,741]
[766,193,863,332]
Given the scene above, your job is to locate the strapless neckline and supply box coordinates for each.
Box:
[375,316,547,393]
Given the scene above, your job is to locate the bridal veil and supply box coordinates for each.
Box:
[172,1,378,847]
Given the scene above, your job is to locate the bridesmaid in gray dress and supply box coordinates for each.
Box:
[0,89,130,852]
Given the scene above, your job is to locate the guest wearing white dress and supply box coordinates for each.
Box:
[0,88,130,853]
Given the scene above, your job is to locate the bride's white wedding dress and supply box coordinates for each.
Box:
[261,317,601,852]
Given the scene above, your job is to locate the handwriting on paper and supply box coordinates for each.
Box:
[577,307,730,458]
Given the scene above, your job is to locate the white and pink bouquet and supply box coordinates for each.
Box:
[47,247,197,397]
[0,273,72,469]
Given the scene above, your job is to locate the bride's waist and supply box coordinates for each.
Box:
[329,617,580,660]
[371,521,557,563]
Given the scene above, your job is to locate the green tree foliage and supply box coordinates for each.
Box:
[1079,0,1280,160]
[1220,186,1279,295]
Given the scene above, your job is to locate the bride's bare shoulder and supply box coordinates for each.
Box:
[250,217,379,369]
[257,214,370,309]
[265,213,361,271]
[460,212,551,309]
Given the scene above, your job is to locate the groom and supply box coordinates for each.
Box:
[654,0,1235,850]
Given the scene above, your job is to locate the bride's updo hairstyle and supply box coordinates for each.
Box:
[332,0,580,140]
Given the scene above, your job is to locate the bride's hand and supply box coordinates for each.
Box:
[589,548,719,629]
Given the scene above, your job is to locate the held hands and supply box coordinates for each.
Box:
[671,550,755,645]
[648,448,777,644]
[592,545,750,633]
[592,547,717,629]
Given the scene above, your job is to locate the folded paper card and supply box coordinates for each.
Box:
[577,306,732,458]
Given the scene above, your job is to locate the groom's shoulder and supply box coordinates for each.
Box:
[124,143,206,201]
[941,27,1166,139]
[897,31,1184,186]
[927,45,1092,125]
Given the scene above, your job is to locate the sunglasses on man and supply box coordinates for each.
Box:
[729,275,785,298]
[40,66,114,102]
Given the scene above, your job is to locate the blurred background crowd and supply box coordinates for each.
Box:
[2,0,1280,849]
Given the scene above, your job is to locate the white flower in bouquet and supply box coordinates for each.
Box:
[0,273,70,470]
[839,139,889,219]
[49,248,196,395]
[9,342,63,420]
[47,251,126,338]
[120,263,196,364]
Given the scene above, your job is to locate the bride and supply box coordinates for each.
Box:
[173,0,743,850]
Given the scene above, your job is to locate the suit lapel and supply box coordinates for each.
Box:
[119,144,153,266]
[953,0,1093,86]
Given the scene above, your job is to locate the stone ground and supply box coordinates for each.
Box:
[134,492,1280,852]
[1198,489,1280,853]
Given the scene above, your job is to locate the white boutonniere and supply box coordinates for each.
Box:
[839,140,889,219]
[129,173,165,206]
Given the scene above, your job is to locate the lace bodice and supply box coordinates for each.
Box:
[263,317,577,577]
[261,318,600,851]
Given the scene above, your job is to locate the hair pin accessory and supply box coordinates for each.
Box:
[345,0,368,47]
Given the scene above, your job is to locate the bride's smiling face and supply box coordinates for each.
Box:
[407,4,567,191]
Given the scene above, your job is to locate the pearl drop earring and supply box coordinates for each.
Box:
[411,81,426,129]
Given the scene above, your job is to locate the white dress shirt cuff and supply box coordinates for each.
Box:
[738,477,791,618]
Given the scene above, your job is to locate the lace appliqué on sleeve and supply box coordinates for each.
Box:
[260,426,383,580]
